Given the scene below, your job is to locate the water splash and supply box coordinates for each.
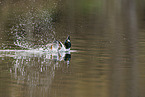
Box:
[11,10,55,49]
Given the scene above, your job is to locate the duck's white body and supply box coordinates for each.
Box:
[46,41,67,52]
[45,36,71,52]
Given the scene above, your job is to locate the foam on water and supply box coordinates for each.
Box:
[0,48,76,61]
[0,49,77,53]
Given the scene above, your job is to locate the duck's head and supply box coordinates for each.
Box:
[64,36,71,50]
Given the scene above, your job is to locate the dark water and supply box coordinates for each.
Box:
[1,0,145,97]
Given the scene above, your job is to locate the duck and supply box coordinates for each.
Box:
[46,36,71,52]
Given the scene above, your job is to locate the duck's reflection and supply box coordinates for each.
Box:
[64,52,71,64]
[50,51,71,64]
[0,50,71,87]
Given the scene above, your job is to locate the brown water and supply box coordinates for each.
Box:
[1,0,145,97]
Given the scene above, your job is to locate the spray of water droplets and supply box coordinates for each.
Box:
[11,10,55,49]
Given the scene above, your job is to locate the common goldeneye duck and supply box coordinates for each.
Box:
[64,36,71,50]
[46,36,71,52]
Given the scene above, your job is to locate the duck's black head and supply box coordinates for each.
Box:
[64,36,71,49]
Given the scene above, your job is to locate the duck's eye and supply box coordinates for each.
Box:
[67,40,70,42]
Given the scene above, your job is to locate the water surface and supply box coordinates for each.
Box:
[1,0,145,97]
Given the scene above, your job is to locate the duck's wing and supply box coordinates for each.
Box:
[58,41,66,51]
[46,40,60,51]
[46,43,53,49]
